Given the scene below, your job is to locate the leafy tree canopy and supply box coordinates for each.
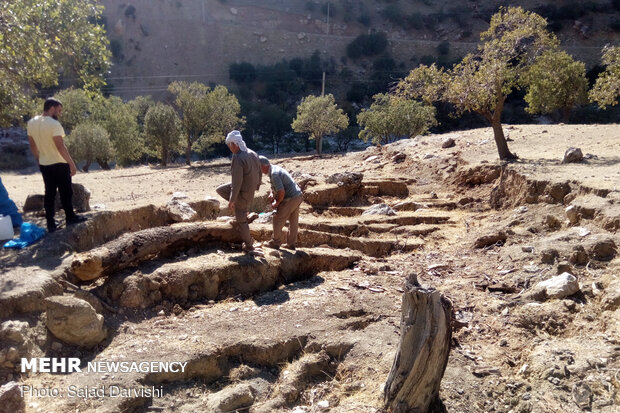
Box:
[398,7,559,160]
[0,0,110,126]
[91,96,142,166]
[358,93,437,145]
[169,82,243,161]
[590,46,620,109]
[198,85,244,154]
[56,88,94,132]
[291,94,349,155]
[144,103,182,166]
[521,50,588,121]
[66,122,113,171]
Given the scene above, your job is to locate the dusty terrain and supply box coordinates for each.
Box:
[0,124,619,413]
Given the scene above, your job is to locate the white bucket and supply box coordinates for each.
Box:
[0,215,14,240]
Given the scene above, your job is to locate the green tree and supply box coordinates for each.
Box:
[128,95,155,133]
[56,88,93,132]
[169,81,210,165]
[92,96,143,166]
[0,0,110,126]
[521,51,588,122]
[66,122,113,172]
[291,94,349,155]
[196,85,244,155]
[358,93,437,145]
[144,103,182,167]
[248,105,292,153]
[169,82,243,160]
[398,7,558,160]
[589,46,620,109]
[229,62,257,84]
[346,33,388,59]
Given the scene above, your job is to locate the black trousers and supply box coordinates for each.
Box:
[39,163,75,223]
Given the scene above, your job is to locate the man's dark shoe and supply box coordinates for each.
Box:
[66,215,87,226]
[47,221,58,233]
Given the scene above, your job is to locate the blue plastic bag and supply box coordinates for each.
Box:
[3,222,46,249]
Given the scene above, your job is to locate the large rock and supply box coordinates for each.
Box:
[325,172,363,186]
[166,200,197,222]
[585,237,617,261]
[44,296,107,348]
[562,147,583,164]
[205,383,255,413]
[441,137,455,148]
[534,272,580,300]
[362,203,396,216]
[0,382,25,413]
[23,194,44,212]
[0,320,30,344]
[22,183,91,213]
[68,183,91,212]
[601,281,620,311]
[565,205,579,225]
[473,231,507,248]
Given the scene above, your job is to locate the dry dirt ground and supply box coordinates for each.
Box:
[0,124,619,413]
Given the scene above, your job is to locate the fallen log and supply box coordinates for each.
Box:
[384,273,453,413]
[70,222,247,281]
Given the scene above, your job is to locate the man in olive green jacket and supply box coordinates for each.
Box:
[216,130,262,254]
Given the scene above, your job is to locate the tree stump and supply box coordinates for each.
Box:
[384,274,453,413]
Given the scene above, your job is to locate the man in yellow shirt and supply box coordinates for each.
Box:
[27,98,86,232]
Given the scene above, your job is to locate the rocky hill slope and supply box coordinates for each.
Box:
[99,0,618,100]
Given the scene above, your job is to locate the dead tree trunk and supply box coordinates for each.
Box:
[384,274,453,413]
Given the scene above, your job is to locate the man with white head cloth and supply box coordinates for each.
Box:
[216,130,262,253]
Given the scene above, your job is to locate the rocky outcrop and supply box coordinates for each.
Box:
[44,296,107,348]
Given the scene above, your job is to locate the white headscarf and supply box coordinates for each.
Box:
[225,130,248,152]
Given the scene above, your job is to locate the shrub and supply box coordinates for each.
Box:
[346,33,388,59]
[144,103,182,166]
[347,81,369,103]
[67,122,114,171]
[437,41,450,56]
[229,62,257,84]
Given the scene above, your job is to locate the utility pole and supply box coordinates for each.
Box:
[322,2,329,97]
[326,2,330,35]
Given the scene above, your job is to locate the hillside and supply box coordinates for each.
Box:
[99,0,619,100]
